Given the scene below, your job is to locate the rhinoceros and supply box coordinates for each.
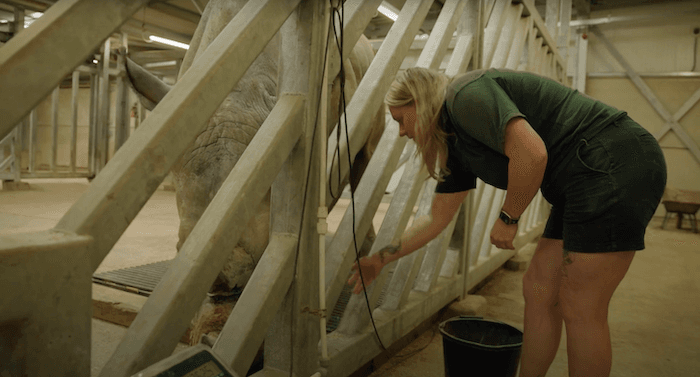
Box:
[125,0,385,344]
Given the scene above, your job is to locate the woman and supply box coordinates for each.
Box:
[348,67,667,377]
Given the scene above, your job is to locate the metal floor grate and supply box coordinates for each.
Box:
[92,259,390,333]
[92,260,173,297]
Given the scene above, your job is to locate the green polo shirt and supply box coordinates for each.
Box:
[435,68,626,194]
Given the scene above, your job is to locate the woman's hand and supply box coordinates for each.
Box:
[348,254,384,294]
[490,218,518,250]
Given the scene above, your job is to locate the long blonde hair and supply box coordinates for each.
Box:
[385,67,451,181]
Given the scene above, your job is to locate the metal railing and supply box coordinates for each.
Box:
[0,40,135,181]
[0,1,569,376]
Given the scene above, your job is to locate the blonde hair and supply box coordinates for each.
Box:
[385,67,451,181]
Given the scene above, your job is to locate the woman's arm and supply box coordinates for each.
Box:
[490,116,547,249]
[501,116,548,219]
[383,190,469,263]
[349,190,469,294]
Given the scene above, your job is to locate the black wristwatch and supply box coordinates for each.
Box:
[499,210,519,225]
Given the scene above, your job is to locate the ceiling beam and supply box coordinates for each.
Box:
[0,0,47,12]
[130,49,187,64]
[572,0,590,17]
[149,2,200,24]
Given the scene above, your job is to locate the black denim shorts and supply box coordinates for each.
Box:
[542,115,667,252]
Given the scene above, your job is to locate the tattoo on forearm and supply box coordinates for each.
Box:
[378,242,401,263]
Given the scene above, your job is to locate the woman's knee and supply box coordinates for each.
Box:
[522,238,564,306]
[522,268,558,306]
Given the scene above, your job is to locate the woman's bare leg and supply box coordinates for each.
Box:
[558,250,635,377]
[519,238,565,377]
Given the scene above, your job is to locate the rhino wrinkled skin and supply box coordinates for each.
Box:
[126,0,385,300]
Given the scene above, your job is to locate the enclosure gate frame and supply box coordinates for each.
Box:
[0,1,571,376]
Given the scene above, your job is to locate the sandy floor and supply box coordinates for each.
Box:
[368,217,700,377]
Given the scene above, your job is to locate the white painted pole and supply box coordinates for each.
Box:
[318,17,330,362]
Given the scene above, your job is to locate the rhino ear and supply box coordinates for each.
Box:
[123,50,172,111]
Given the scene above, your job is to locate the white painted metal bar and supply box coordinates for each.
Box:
[51,87,59,172]
[415,0,465,71]
[557,0,571,61]
[517,0,566,70]
[96,38,111,173]
[491,3,524,69]
[545,0,560,40]
[506,15,532,70]
[570,7,700,28]
[318,28,331,363]
[479,189,505,258]
[88,73,98,175]
[114,49,130,153]
[0,154,13,175]
[460,194,473,298]
[446,34,475,76]
[323,126,409,316]
[333,0,466,334]
[326,0,384,82]
[526,28,538,72]
[393,185,459,298]
[672,86,700,123]
[28,110,36,173]
[591,26,700,164]
[531,37,544,73]
[446,0,481,76]
[524,197,536,232]
[99,94,305,377]
[213,234,298,376]
[575,29,588,93]
[590,27,672,121]
[0,0,151,139]
[71,71,79,172]
[327,125,407,334]
[265,3,326,375]
[325,0,433,207]
[325,277,462,377]
[55,0,297,278]
[13,125,21,182]
[0,230,93,376]
[654,86,700,140]
[538,43,548,75]
[379,179,437,309]
[469,183,495,266]
[482,0,509,68]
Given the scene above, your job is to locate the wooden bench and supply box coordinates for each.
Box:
[661,189,700,233]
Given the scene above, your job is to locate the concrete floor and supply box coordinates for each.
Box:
[1,179,699,376]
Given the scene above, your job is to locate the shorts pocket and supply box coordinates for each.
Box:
[575,138,612,175]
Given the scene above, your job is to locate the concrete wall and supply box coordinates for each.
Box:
[581,1,700,196]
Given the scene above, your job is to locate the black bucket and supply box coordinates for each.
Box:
[439,316,523,377]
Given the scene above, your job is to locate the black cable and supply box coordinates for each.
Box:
[329,4,345,202]
[330,0,388,352]
[288,8,334,376]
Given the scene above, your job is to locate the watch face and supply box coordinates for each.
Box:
[499,211,517,225]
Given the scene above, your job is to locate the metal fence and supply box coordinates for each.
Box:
[0,38,136,181]
[0,0,569,376]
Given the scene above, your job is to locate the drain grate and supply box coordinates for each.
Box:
[92,260,173,297]
[92,259,391,333]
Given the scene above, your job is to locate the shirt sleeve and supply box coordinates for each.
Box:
[448,76,525,155]
[435,144,477,194]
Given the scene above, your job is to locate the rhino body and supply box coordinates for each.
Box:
[126,0,384,342]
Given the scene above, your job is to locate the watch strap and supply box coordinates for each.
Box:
[499,210,519,225]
